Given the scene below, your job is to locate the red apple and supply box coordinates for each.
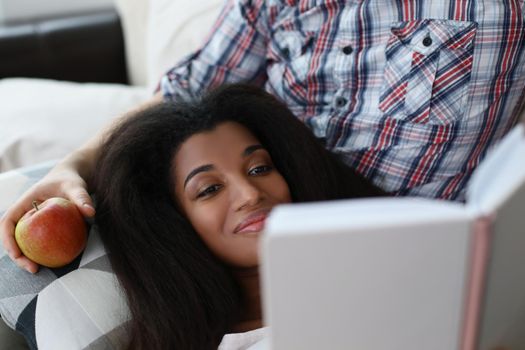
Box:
[14,197,88,268]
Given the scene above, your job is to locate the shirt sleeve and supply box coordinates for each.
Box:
[160,0,270,101]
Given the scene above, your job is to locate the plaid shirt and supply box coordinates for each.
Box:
[161,0,525,200]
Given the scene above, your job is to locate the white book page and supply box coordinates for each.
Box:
[466,124,525,215]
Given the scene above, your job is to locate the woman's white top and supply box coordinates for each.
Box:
[218,327,268,350]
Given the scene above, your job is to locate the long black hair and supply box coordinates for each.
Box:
[93,84,384,350]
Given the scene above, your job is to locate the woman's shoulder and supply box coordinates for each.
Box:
[218,327,268,350]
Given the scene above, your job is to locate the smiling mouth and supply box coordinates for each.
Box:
[234,211,269,235]
[236,218,266,234]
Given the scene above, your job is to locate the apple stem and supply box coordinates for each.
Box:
[32,201,39,211]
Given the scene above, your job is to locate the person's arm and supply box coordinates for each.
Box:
[159,0,271,100]
[0,92,162,274]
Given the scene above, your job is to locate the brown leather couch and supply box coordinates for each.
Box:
[0,9,127,84]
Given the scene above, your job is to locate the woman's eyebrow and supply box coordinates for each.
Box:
[184,164,214,188]
[183,145,264,188]
[243,144,264,157]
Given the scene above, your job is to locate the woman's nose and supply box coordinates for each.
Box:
[232,179,263,211]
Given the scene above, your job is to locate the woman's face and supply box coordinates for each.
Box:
[173,122,292,267]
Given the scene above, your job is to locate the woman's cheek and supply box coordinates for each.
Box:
[191,203,226,242]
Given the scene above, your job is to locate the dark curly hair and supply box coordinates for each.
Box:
[93,83,384,350]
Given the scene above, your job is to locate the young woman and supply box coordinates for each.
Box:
[93,84,384,349]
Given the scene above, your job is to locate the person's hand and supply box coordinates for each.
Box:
[0,162,95,274]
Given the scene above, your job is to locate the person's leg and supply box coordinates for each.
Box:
[0,316,29,349]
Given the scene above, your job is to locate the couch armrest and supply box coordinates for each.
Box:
[0,10,128,84]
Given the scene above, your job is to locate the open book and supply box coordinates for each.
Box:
[261,125,525,350]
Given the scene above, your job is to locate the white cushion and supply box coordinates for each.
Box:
[146,0,223,91]
[113,0,150,87]
[0,78,149,172]
[112,0,222,90]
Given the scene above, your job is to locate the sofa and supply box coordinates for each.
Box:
[0,0,224,173]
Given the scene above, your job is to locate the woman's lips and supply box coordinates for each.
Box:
[234,210,269,234]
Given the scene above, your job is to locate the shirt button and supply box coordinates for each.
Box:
[335,97,347,108]
[342,45,353,55]
[422,36,432,47]
[281,47,290,59]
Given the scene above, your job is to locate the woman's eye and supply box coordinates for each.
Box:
[196,184,222,199]
[248,165,273,176]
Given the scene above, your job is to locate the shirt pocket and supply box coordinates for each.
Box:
[379,19,478,125]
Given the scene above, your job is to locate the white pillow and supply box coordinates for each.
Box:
[111,0,222,90]
[113,0,150,87]
[146,0,224,91]
[0,78,149,172]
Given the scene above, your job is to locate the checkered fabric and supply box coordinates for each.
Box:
[161,0,525,201]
